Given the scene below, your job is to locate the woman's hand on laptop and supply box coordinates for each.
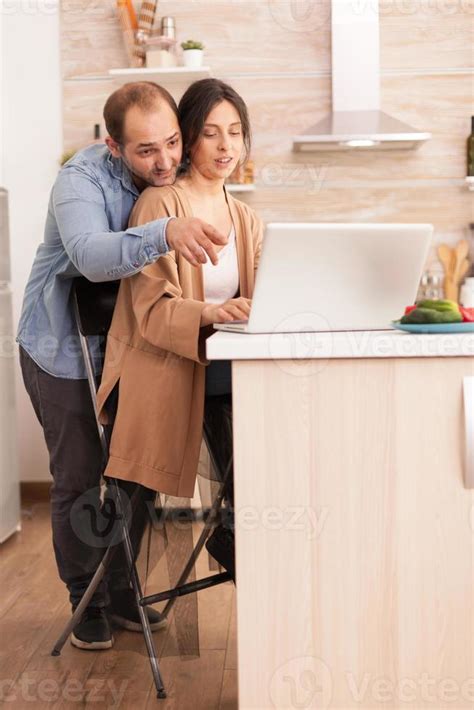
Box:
[201,297,252,327]
[166,218,227,266]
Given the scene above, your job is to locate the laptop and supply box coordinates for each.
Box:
[214,222,433,333]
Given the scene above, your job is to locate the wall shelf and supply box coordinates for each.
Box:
[108,66,211,98]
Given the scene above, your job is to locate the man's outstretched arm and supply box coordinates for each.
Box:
[53,168,227,282]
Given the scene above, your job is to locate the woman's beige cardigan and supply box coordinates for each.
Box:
[96,183,263,496]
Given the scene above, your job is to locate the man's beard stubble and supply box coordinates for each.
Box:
[121,154,178,191]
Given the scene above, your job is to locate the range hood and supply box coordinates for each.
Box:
[293,0,431,152]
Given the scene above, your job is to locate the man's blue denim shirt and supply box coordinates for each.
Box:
[17,144,172,379]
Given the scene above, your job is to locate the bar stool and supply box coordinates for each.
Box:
[51,276,233,700]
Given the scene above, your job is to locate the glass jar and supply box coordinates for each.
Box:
[460,277,474,307]
[416,271,443,302]
[145,35,177,68]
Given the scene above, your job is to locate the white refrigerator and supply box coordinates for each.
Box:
[0,188,21,542]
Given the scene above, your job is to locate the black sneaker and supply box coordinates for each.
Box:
[70,606,114,650]
[109,588,167,632]
[205,524,235,581]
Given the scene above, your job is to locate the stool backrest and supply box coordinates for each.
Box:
[72,277,120,337]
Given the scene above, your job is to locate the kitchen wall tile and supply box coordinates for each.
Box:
[61,0,474,271]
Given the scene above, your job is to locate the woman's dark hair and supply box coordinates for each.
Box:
[103,81,178,144]
[177,78,251,173]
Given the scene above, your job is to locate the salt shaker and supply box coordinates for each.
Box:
[146,16,177,68]
[161,16,176,40]
[416,271,443,302]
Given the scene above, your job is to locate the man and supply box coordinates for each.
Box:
[17,82,227,650]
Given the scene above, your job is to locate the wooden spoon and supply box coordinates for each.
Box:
[446,240,471,302]
[437,243,454,274]
[453,239,469,285]
[457,257,470,284]
[444,278,457,301]
[437,244,456,299]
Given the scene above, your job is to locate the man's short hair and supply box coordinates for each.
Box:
[103,81,178,144]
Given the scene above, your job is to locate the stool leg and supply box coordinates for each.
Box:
[50,485,141,656]
[162,454,233,618]
[51,545,113,656]
[112,479,167,700]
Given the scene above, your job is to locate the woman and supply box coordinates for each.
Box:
[96,79,263,578]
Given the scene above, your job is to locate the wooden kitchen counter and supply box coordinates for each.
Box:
[207,329,474,709]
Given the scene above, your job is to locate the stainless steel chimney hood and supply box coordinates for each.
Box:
[293,0,431,152]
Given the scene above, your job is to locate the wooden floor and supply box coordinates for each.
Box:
[0,502,238,709]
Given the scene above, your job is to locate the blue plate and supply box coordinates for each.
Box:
[391,320,474,334]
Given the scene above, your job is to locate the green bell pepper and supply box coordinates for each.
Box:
[416,299,460,313]
[400,307,462,324]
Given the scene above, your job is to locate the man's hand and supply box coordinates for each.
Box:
[201,297,252,327]
[166,218,227,266]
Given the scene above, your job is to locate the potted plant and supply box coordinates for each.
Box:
[181,39,205,68]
